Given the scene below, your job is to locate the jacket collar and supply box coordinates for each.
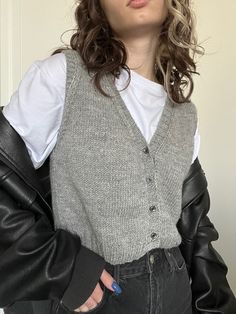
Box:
[0,110,44,194]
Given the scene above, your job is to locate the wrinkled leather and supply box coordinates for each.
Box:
[0,108,236,313]
[178,159,236,313]
[0,110,106,314]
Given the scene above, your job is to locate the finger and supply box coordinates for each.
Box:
[84,296,98,309]
[100,269,114,290]
[93,282,104,303]
[100,269,122,294]
[75,283,104,312]
[78,304,89,312]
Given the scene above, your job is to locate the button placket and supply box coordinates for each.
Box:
[141,145,160,245]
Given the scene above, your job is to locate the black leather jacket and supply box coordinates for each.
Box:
[0,109,235,314]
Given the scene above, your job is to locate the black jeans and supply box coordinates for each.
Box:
[57,245,192,314]
[4,246,192,314]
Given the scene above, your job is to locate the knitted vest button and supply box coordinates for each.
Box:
[146,177,152,183]
[142,146,149,154]
[151,232,157,239]
[149,205,156,212]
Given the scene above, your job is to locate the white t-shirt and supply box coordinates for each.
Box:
[2,52,200,169]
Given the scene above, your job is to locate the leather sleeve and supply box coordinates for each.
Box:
[0,160,106,312]
[188,163,236,313]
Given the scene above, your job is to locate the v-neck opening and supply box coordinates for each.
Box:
[104,73,175,155]
[129,69,165,93]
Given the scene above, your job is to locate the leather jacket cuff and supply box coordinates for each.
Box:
[60,245,106,312]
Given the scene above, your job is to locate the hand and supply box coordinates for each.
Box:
[74,268,122,312]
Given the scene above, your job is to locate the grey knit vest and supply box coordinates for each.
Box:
[49,49,198,265]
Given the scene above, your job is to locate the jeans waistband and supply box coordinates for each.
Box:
[104,246,179,278]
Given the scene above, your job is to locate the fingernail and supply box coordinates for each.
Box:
[112,281,122,295]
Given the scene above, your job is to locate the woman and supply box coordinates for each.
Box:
[0,0,236,313]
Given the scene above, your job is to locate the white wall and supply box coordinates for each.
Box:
[0,0,75,107]
[0,0,235,312]
[192,0,236,294]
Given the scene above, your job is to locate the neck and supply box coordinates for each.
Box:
[120,33,160,83]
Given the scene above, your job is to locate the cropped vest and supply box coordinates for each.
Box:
[49,49,198,264]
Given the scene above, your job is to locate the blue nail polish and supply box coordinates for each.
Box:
[112,281,122,295]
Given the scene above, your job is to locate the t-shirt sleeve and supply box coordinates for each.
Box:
[191,121,200,164]
[2,52,66,169]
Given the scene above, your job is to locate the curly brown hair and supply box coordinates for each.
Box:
[52,0,205,104]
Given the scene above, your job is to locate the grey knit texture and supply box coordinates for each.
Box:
[49,49,198,264]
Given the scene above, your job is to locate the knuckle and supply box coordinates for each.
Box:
[86,299,96,307]
[98,291,104,302]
